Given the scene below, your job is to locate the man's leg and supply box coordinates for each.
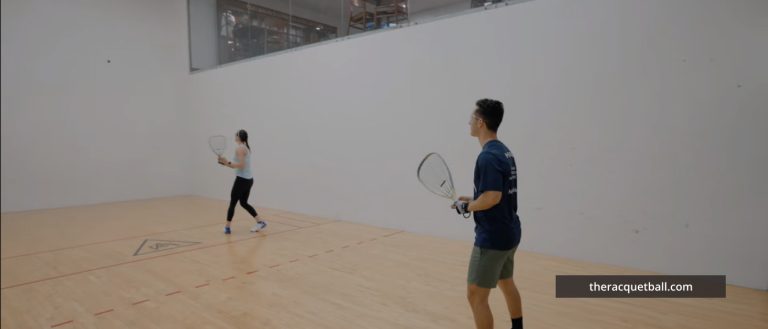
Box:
[467,284,493,329]
[498,278,523,319]
[497,247,523,328]
[467,246,508,329]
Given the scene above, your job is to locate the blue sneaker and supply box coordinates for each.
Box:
[224,226,231,234]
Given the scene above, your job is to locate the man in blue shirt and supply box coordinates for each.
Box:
[453,99,523,329]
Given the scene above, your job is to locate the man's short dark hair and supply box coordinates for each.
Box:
[475,99,504,132]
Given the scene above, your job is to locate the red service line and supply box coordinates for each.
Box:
[2,222,223,260]
[40,223,403,328]
[94,309,114,316]
[2,222,338,290]
[50,320,74,328]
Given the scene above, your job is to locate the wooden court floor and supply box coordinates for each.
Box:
[1,196,766,329]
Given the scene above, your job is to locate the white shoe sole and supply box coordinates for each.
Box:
[250,222,266,232]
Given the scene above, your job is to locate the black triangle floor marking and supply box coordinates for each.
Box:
[133,239,201,256]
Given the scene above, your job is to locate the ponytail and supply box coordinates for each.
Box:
[237,129,250,151]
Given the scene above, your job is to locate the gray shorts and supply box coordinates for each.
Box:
[467,246,517,288]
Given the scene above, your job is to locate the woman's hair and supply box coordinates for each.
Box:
[237,129,250,150]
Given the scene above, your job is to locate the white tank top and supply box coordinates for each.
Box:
[235,146,252,179]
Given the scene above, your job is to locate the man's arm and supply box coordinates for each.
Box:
[455,190,501,212]
[467,191,501,212]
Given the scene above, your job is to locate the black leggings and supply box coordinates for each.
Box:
[228,176,258,221]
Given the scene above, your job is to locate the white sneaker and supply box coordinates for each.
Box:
[250,221,267,232]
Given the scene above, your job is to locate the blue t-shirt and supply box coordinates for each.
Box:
[473,140,521,250]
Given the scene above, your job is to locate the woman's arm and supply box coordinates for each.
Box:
[221,147,246,169]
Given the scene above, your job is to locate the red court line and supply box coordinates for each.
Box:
[2,214,318,260]
[270,213,327,225]
[1,221,338,290]
[382,231,404,237]
[266,218,301,228]
[50,320,74,328]
[94,309,114,316]
[2,222,223,260]
[41,227,402,326]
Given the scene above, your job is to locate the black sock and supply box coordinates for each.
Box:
[511,317,523,329]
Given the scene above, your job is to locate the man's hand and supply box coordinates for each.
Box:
[452,200,470,216]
